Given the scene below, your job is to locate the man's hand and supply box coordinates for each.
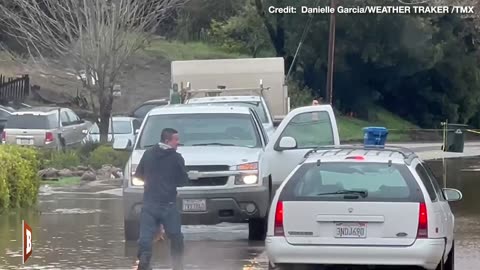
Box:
[154,224,166,242]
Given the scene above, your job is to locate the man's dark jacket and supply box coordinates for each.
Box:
[134,143,188,204]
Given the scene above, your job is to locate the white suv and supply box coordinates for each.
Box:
[266,145,462,270]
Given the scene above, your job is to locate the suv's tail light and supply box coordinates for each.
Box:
[1,131,5,143]
[45,132,54,144]
[417,202,428,238]
[274,201,284,236]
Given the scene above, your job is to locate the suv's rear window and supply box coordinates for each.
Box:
[5,114,57,129]
[280,162,423,202]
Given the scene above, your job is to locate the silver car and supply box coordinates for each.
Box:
[2,106,91,149]
[82,116,141,144]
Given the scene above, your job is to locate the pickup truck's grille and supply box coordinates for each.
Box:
[186,177,228,186]
[185,165,230,172]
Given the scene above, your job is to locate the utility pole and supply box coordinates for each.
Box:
[325,0,337,105]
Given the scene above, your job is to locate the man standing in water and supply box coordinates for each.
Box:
[134,128,188,270]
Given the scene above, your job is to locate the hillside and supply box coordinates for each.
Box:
[338,108,418,142]
[0,39,418,141]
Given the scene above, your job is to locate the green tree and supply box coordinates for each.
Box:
[209,0,272,57]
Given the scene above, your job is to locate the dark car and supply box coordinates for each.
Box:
[129,98,169,121]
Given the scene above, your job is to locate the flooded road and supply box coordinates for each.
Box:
[1,156,480,269]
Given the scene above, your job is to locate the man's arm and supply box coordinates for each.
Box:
[176,154,189,187]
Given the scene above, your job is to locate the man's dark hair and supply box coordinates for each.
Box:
[161,128,178,143]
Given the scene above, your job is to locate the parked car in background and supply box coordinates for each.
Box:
[129,98,169,122]
[0,105,14,134]
[266,145,462,270]
[82,116,141,144]
[2,107,91,149]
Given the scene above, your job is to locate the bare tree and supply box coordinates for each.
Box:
[0,0,185,143]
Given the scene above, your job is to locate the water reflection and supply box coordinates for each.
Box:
[0,157,479,269]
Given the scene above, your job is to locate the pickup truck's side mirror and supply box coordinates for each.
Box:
[277,136,297,150]
[113,138,133,151]
[135,129,140,135]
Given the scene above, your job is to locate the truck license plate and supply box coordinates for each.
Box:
[335,222,367,238]
[182,199,206,212]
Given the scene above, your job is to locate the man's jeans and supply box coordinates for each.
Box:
[137,202,184,270]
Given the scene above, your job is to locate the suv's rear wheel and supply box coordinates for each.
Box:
[436,241,455,270]
[248,217,266,241]
[444,241,455,270]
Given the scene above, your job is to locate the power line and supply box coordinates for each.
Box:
[286,0,321,80]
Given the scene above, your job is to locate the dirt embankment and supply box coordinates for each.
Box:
[0,53,172,114]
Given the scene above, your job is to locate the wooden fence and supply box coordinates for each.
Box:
[0,74,30,104]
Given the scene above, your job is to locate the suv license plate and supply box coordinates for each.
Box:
[17,139,32,145]
[335,222,367,238]
[182,199,206,212]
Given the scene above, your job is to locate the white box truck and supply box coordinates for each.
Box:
[170,57,290,123]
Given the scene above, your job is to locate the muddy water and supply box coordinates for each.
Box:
[427,157,480,270]
[0,190,265,269]
[0,157,479,270]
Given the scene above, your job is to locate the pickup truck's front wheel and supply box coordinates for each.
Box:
[248,217,267,241]
[124,220,140,241]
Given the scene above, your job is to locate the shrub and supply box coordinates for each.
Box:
[0,145,40,210]
[37,143,128,170]
[39,149,81,170]
[87,145,129,169]
[287,80,315,108]
[0,151,9,209]
[75,141,102,163]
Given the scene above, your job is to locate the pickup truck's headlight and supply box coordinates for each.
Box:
[130,164,144,186]
[132,176,144,186]
[234,162,259,185]
[236,174,258,185]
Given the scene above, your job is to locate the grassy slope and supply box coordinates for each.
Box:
[145,39,249,60]
[338,108,418,142]
[145,40,418,142]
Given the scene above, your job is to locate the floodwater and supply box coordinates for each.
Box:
[1,157,480,270]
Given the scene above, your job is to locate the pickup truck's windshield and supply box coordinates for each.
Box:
[190,101,269,124]
[136,113,262,149]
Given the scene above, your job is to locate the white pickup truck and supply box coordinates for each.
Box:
[115,102,340,241]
